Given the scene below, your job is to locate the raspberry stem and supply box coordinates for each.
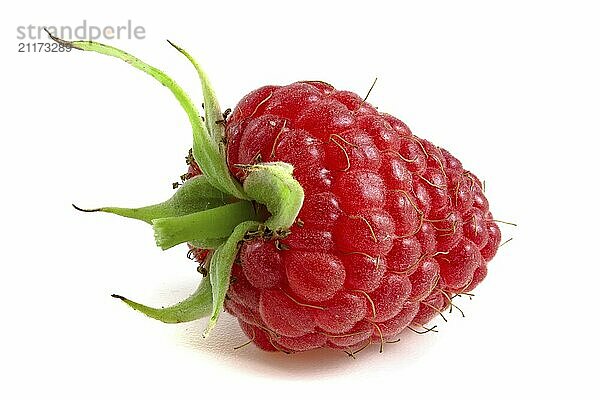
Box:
[152,201,258,250]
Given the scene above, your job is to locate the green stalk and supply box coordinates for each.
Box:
[152,201,258,250]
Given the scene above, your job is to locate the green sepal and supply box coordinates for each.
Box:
[166,41,225,145]
[166,40,246,199]
[204,220,260,337]
[47,31,247,200]
[52,32,313,339]
[242,162,305,230]
[152,201,258,250]
[112,272,212,323]
[188,238,227,250]
[76,175,230,224]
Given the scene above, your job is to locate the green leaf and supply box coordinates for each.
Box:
[204,220,260,337]
[152,201,258,250]
[112,273,213,323]
[46,31,247,200]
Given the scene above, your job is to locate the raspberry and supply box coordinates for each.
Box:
[218,82,501,352]
[57,36,503,356]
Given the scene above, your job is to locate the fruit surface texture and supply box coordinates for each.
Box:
[190,82,501,353]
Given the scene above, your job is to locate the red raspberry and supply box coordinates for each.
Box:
[60,37,503,356]
[190,82,500,353]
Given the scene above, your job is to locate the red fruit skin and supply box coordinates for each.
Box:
[239,240,284,289]
[188,82,500,352]
[285,252,346,302]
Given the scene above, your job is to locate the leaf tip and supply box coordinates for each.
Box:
[203,318,218,338]
[44,28,81,50]
[72,203,101,213]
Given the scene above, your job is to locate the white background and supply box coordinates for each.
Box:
[2,1,598,399]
